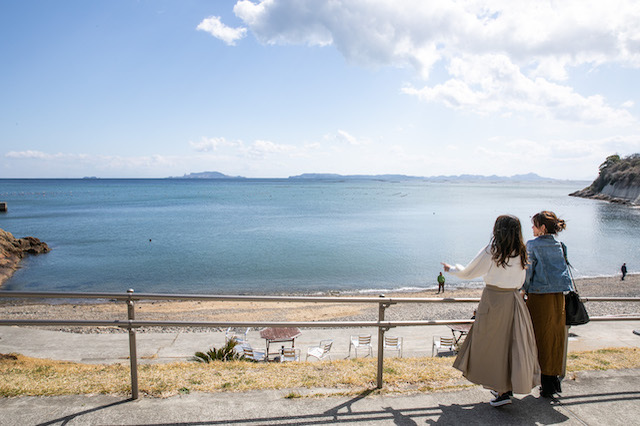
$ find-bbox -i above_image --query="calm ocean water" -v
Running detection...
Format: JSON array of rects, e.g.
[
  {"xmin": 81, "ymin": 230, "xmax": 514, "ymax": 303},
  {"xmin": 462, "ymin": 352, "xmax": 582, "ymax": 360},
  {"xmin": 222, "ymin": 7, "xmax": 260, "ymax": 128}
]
[{"xmin": 1, "ymin": 179, "xmax": 638, "ymax": 295}]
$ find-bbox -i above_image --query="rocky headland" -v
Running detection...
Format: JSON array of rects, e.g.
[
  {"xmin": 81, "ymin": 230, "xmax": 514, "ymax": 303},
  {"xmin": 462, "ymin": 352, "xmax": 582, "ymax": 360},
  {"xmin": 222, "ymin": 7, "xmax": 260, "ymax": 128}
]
[
  {"xmin": 570, "ymin": 154, "xmax": 640, "ymax": 205},
  {"xmin": 0, "ymin": 228, "xmax": 50, "ymax": 286}
]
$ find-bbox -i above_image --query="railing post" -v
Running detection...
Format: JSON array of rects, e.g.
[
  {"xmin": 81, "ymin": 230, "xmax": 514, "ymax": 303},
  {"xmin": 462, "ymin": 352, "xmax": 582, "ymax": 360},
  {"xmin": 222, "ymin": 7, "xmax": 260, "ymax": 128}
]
[
  {"xmin": 377, "ymin": 294, "xmax": 387, "ymax": 389},
  {"xmin": 127, "ymin": 289, "xmax": 139, "ymax": 399}
]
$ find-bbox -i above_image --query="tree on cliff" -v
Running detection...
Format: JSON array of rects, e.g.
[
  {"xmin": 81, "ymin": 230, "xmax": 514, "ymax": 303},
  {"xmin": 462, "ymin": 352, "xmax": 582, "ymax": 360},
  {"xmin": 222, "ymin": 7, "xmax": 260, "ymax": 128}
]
[{"xmin": 589, "ymin": 154, "xmax": 640, "ymax": 193}]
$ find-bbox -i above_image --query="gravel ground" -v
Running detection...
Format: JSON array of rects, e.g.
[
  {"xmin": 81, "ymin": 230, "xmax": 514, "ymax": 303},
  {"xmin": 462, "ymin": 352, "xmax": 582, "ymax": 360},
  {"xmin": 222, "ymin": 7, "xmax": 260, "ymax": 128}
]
[{"xmin": 0, "ymin": 274, "xmax": 637, "ymax": 334}]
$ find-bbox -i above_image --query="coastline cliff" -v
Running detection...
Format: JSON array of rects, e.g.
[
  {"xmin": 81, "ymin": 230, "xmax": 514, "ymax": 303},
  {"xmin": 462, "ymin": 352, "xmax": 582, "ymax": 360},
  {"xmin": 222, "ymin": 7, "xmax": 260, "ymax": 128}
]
[
  {"xmin": 570, "ymin": 154, "xmax": 640, "ymax": 205},
  {"xmin": 0, "ymin": 229, "xmax": 50, "ymax": 287}
]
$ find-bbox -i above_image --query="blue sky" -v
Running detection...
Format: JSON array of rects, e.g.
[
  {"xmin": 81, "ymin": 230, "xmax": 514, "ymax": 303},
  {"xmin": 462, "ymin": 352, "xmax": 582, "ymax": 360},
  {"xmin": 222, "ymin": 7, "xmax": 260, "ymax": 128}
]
[{"xmin": 1, "ymin": 0, "xmax": 639, "ymax": 179}]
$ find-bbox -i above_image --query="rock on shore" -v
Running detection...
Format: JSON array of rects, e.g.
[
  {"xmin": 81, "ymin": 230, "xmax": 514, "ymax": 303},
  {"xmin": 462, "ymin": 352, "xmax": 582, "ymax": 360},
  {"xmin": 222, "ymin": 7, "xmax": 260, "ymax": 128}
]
[{"xmin": 0, "ymin": 228, "xmax": 50, "ymax": 286}]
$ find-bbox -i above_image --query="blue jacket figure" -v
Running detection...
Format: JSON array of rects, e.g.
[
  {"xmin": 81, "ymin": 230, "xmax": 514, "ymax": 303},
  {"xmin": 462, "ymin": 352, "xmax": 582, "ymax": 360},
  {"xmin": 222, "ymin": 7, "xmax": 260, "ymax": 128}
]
[
  {"xmin": 523, "ymin": 211, "xmax": 572, "ymax": 399},
  {"xmin": 523, "ymin": 235, "xmax": 573, "ymax": 294}
]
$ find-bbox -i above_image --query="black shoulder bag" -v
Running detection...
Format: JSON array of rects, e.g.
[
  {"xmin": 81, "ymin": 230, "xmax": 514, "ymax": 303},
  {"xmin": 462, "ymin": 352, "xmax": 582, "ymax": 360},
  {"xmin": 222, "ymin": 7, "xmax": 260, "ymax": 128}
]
[{"xmin": 561, "ymin": 243, "xmax": 590, "ymax": 326}]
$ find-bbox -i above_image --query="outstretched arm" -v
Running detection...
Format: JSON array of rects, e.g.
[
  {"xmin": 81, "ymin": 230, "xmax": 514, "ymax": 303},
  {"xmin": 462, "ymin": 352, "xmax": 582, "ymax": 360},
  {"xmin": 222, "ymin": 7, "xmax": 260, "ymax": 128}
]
[{"xmin": 442, "ymin": 245, "xmax": 492, "ymax": 280}]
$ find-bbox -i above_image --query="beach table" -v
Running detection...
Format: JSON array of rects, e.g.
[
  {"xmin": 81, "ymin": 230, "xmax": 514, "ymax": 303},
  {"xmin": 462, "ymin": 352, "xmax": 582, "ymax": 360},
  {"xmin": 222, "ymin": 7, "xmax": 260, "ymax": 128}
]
[
  {"xmin": 260, "ymin": 327, "xmax": 302, "ymax": 360},
  {"xmin": 448, "ymin": 324, "xmax": 472, "ymax": 345}
]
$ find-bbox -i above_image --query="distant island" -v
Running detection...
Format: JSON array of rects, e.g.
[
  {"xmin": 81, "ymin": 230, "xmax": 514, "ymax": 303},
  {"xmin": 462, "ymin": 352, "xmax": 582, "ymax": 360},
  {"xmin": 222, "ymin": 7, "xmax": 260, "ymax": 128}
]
[
  {"xmin": 570, "ymin": 154, "xmax": 640, "ymax": 205},
  {"xmin": 167, "ymin": 171, "xmax": 246, "ymax": 180},
  {"xmin": 169, "ymin": 171, "xmax": 566, "ymax": 183}
]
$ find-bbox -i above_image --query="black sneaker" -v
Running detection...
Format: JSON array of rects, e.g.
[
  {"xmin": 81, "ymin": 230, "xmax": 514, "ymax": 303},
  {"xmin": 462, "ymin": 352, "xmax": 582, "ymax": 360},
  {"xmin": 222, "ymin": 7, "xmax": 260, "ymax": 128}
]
[
  {"xmin": 490, "ymin": 392, "xmax": 512, "ymax": 407},
  {"xmin": 554, "ymin": 376, "xmax": 562, "ymax": 393},
  {"xmin": 540, "ymin": 386, "xmax": 555, "ymax": 398},
  {"xmin": 490, "ymin": 390, "xmax": 512, "ymax": 397}
]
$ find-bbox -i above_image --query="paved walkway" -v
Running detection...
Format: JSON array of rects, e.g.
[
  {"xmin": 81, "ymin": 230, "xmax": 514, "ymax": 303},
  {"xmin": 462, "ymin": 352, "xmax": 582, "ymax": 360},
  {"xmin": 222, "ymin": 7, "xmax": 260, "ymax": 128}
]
[
  {"xmin": 1, "ymin": 321, "xmax": 640, "ymax": 425},
  {"xmin": 2, "ymin": 320, "xmax": 640, "ymax": 364},
  {"xmin": 1, "ymin": 369, "xmax": 640, "ymax": 425}
]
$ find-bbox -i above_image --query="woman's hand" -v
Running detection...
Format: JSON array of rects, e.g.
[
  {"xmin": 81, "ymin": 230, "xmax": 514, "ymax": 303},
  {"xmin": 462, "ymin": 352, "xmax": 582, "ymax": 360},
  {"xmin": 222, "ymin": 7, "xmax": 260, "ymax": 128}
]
[{"xmin": 441, "ymin": 262, "xmax": 451, "ymax": 272}]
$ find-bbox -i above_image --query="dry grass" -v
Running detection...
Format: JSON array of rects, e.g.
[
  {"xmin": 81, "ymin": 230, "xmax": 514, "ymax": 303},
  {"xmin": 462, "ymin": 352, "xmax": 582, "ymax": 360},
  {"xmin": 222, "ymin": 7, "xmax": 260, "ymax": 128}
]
[
  {"xmin": 2, "ymin": 347, "xmax": 640, "ymax": 398},
  {"xmin": 566, "ymin": 347, "xmax": 640, "ymax": 371}
]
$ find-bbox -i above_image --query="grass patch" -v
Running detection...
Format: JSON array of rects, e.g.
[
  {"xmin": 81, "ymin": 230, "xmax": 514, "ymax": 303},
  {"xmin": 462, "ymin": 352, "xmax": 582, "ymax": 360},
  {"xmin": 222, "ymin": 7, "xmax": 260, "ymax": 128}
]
[
  {"xmin": 1, "ymin": 347, "xmax": 639, "ymax": 398},
  {"xmin": 566, "ymin": 347, "xmax": 640, "ymax": 371}
]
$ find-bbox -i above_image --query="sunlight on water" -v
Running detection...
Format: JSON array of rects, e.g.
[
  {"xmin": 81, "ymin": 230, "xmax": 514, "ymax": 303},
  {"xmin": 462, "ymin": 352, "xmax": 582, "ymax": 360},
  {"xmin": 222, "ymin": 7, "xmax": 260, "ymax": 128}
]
[{"xmin": 1, "ymin": 179, "xmax": 638, "ymax": 294}]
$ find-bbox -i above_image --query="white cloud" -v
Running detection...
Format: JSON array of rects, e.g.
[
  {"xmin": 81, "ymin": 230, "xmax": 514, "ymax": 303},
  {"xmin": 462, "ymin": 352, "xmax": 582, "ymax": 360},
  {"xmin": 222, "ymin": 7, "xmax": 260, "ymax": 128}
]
[
  {"xmin": 402, "ymin": 53, "xmax": 636, "ymax": 125},
  {"xmin": 247, "ymin": 139, "xmax": 295, "ymax": 157},
  {"xmin": 5, "ymin": 150, "xmax": 89, "ymax": 160},
  {"xmin": 230, "ymin": 1, "xmax": 640, "ymax": 73},
  {"xmin": 233, "ymin": 0, "xmax": 333, "ymax": 46},
  {"xmin": 196, "ymin": 16, "xmax": 247, "ymax": 45},
  {"xmin": 6, "ymin": 150, "xmax": 51, "ymax": 159},
  {"xmin": 189, "ymin": 137, "xmax": 242, "ymax": 152},
  {"xmin": 467, "ymin": 134, "xmax": 640, "ymax": 178},
  {"xmin": 5, "ymin": 150, "xmax": 179, "ymax": 173},
  {"xmin": 224, "ymin": 0, "xmax": 640, "ymax": 124},
  {"xmin": 336, "ymin": 130, "xmax": 369, "ymax": 146}
]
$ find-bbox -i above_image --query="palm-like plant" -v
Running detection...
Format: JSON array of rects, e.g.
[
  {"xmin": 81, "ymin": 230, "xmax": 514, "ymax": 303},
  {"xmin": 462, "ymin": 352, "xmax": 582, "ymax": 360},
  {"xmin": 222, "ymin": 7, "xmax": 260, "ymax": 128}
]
[{"xmin": 193, "ymin": 338, "xmax": 244, "ymax": 363}]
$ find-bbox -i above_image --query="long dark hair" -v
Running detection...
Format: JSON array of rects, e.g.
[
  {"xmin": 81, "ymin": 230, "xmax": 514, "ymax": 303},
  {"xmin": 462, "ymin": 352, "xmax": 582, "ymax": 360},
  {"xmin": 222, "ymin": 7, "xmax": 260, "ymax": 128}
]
[
  {"xmin": 532, "ymin": 210, "xmax": 566, "ymax": 235},
  {"xmin": 490, "ymin": 215, "xmax": 527, "ymax": 268}
]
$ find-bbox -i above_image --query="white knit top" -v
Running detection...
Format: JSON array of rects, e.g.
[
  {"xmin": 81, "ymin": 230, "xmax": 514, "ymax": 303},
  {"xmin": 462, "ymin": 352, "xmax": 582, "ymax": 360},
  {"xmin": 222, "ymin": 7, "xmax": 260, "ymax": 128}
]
[{"xmin": 448, "ymin": 244, "xmax": 525, "ymax": 289}]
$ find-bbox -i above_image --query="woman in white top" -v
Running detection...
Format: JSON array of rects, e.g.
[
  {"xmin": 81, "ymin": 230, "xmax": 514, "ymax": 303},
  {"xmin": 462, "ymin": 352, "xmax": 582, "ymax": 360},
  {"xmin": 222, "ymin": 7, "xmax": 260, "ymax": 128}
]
[{"xmin": 442, "ymin": 215, "xmax": 540, "ymax": 407}]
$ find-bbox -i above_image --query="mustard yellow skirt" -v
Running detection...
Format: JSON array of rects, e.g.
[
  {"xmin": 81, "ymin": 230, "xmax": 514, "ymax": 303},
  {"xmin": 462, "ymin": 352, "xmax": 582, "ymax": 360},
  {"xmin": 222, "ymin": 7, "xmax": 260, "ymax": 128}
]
[{"xmin": 526, "ymin": 292, "xmax": 566, "ymax": 376}]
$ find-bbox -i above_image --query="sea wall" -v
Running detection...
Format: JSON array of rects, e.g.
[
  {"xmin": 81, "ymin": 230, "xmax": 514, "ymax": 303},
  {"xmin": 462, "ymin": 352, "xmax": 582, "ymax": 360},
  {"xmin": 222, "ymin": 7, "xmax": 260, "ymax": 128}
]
[
  {"xmin": 0, "ymin": 228, "xmax": 50, "ymax": 287},
  {"xmin": 570, "ymin": 183, "xmax": 640, "ymax": 205},
  {"xmin": 600, "ymin": 183, "xmax": 640, "ymax": 204}
]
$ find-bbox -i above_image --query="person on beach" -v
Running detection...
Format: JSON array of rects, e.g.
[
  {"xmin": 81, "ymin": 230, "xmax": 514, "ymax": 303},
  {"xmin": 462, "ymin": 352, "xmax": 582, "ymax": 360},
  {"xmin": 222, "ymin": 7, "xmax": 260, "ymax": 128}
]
[
  {"xmin": 621, "ymin": 263, "xmax": 627, "ymax": 281},
  {"xmin": 523, "ymin": 211, "xmax": 573, "ymax": 398},
  {"xmin": 442, "ymin": 215, "xmax": 540, "ymax": 407},
  {"xmin": 437, "ymin": 272, "xmax": 446, "ymax": 294}
]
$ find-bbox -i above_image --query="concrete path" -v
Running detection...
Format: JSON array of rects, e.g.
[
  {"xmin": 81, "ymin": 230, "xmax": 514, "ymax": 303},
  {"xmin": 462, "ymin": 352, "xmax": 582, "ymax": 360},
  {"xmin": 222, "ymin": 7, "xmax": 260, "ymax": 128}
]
[
  {"xmin": 1, "ymin": 369, "xmax": 640, "ymax": 425},
  {"xmin": 1, "ymin": 321, "xmax": 640, "ymax": 425},
  {"xmin": 2, "ymin": 320, "xmax": 640, "ymax": 364}
]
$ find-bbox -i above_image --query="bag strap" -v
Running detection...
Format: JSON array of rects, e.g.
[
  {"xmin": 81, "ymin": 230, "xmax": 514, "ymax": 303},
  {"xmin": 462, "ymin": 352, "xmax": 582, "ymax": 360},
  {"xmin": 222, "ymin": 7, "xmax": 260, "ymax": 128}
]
[{"xmin": 561, "ymin": 242, "xmax": 578, "ymax": 292}]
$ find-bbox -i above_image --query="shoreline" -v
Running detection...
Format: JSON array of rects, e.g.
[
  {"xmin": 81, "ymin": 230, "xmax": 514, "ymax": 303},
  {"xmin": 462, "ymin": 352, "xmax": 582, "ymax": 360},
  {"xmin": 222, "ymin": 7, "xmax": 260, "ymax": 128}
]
[
  {"xmin": 0, "ymin": 229, "xmax": 50, "ymax": 287},
  {"xmin": 0, "ymin": 274, "xmax": 637, "ymax": 334}
]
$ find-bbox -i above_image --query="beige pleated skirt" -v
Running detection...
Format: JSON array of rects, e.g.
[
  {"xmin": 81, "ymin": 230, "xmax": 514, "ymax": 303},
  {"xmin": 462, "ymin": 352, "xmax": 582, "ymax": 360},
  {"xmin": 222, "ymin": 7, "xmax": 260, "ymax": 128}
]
[
  {"xmin": 453, "ymin": 285, "xmax": 541, "ymax": 395},
  {"xmin": 526, "ymin": 292, "xmax": 566, "ymax": 376}
]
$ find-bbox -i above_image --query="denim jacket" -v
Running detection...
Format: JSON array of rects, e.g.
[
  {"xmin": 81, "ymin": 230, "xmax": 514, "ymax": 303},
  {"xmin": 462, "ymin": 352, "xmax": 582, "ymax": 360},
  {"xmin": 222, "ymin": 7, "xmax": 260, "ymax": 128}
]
[{"xmin": 523, "ymin": 235, "xmax": 573, "ymax": 294}]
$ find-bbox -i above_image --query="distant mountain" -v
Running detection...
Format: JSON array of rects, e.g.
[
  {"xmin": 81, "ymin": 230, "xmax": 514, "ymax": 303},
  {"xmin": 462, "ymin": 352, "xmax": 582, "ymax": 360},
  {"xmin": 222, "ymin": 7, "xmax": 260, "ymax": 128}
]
[
  {"xmin": 168, "ymin": 171, "xmax": 245, "ymax": 179},
  {"xmin": 288, "ymin": 173, "xmax": 424, "ymax": 181},
  {"xmin": 288, "ymin": 172, "xmax": 558, "ymax": 182},
  {"xmin": 168, "ymin": 171, "xmax": 564, "ymax": 182}
]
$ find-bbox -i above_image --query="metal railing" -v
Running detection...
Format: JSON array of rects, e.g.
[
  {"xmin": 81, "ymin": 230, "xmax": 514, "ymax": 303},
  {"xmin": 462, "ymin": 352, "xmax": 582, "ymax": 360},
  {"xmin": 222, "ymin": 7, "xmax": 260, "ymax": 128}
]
[{"xmin": 1, "ymin": 289, "xmax": 640, "ymax": 399}]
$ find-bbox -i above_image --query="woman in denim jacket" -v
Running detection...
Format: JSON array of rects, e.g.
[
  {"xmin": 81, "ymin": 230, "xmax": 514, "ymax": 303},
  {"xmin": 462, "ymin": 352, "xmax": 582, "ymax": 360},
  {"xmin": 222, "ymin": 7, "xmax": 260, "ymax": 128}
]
[{"xmin": 523, "ymin": 211, "xmax": 572, "ymax": 398}]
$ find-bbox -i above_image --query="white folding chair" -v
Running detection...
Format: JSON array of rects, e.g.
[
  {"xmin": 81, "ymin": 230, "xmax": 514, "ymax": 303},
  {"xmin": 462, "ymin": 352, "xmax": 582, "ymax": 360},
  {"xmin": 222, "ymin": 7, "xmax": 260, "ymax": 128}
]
[
  {"xmin": 306, "ymin": 340, "xmax": 333, "ymax": 361},
  {"xmin": 432, "ymin": 336, "xmax": 456, "ymax": 357},
  {"xmin": 383, "ymin": 335, "xmax": 403, "ymax": 358},
  {"xmin": 240, "ymin": 345, "xmax": 266, "ymax": 362},
  {"xmin": 349, "ymin": 334, "xmax": 373, "ymax": 358},
  {"xmin": 225, "ymin": 327, "xmax": 250, "ymax": 346},
  {"xmin": 280, "ymin": 347, "xmax": 301, "ymax": 362}
]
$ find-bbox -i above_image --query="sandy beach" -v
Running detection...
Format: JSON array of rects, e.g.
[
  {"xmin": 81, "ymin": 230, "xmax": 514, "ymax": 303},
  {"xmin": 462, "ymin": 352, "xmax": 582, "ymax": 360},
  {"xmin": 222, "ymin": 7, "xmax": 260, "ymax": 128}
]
[{"xmin": 0, "ymin": 274, "xmax": 637, "ymax": 334}]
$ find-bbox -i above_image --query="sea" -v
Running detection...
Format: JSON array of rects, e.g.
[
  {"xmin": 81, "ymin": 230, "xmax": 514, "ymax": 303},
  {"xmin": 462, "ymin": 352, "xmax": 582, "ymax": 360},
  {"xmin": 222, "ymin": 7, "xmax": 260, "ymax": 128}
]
[{"xmin": 1, "ymin": 178, "xmax": 638, "ymax": 295}]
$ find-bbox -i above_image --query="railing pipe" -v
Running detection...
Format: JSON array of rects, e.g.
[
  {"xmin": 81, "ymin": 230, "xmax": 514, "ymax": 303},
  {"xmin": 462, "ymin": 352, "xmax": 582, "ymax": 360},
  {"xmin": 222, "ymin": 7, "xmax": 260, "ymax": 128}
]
[
  {"xmin": 2, "ymin": 316, "xmax": 640, "ymax": 329},
  {"xmin": 0, "ymin": 290, "xmax": 483, "ymax": 304},
  {"xmin": 3, "ymin": 290, "xmax": 639, "ymax": 304}
]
